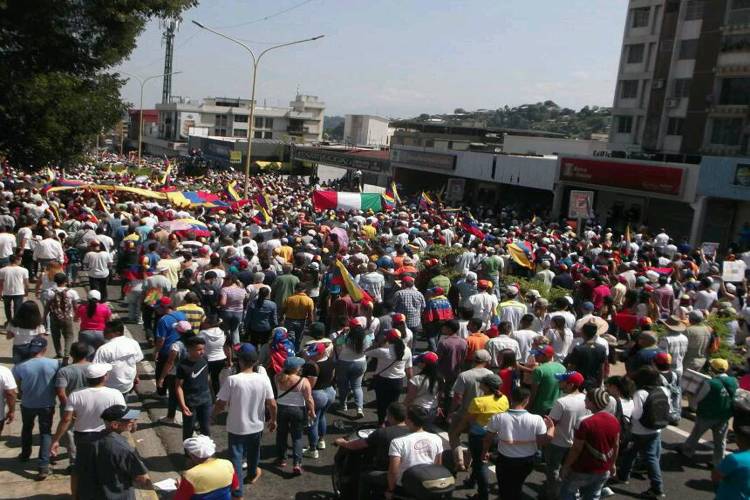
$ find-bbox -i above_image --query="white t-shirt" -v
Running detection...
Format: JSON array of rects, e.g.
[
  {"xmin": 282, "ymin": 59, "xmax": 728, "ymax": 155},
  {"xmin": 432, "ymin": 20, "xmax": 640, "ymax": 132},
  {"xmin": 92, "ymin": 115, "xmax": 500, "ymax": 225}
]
[
  {"xmin": 549, "ymin": 392, "xmax": 589, "ymax": 447},
  {"xmin": 631, "ymin": 388, "xmax": 667, "ymax": 435},
  {"xmin": 513, "ymin": 329, "xmax": 538, "ymax": 363},
  {"xmin": 92, "ymin": 336, "xmax": 144, "ymax": 393},
  {"xmin": 486, "ymin": 336, "xmax": 521, "ymax": 368},
  {"xmin": 84, "ymin": 251, "xmax": 113, "ymax": 278},
  {"xmin": 388, "ymin": 431, "xmax": 444, "ymax": 484},
  {"xmin": 17, "ymin": 227, "xmax": 33, "ymax": 250},
  {"xmin": 486, "ymin": 409, "xmax": 546, "ymax": 458},
  {"xmin": 199, "ymin": 327, "xmax": 227, "ymax": 362},
  {"xmin": 408, "ymin": 374, "xmax": 439, "ymax": 411},
  {"xmin": 0, "ymin": 265, "xmax": 28, "ymax": 296},
  {"xmin": 545, "ymin": 328, "xmax": 574, "ymax": 362},
  {"xmin": 366, "ymin": 345, "xmax": 412, "ymax": 379},
  {"xmin": 66, "ymin": 386, "xmax": 126, "ymax": 432},
  {"xmin": 0, "ymin": 365, "xmax": 17, "ymax": 420},
  {"xmin": 0, "ymin": 233, "xmax": 16, "ymax": 259},
  {"xmin": 217, "ymin": 371, "xmax": 274, "ymax": 435},
  {"xmin": 9, "ymin": 324, "xmax": 46, "ymax": 346}
]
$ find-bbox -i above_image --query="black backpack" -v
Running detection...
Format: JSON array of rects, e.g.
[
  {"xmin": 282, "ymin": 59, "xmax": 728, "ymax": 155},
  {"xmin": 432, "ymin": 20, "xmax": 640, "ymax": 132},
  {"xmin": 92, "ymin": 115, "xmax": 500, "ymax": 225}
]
[
  {"xmin": 639, "ymin": 386, "xmax": 671, "ymax": 430},
  {"xmin": 615, "ymin": 398, "xmax": 632, "ymax": 446}
]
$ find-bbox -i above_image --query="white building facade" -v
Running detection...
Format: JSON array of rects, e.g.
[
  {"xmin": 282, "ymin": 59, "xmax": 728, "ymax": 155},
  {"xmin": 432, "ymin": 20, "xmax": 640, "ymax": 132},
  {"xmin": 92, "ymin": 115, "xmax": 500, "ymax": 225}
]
[{"xmin": 344, "ymin": 115, "xmax": 393, "ymax": 147}]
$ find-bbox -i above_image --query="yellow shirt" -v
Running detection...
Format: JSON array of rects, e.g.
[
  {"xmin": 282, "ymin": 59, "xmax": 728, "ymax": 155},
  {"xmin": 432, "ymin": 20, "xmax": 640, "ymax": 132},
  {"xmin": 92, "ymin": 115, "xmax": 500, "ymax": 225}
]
[
  {"xmin": 177, "ymin": 303, "xmax": 205, "ymax": 331},
  {"xmin": 468, "ymin": 394, "xmax": 509, "ymax": 427},
  {"xmin": 362, "ymin": 225, "xmax": 377, "ymax": 240},
  {"xmin": 283, "ymin": 293, "xmax": 314, "ymax": 320},
  {"xmin": 274, "ymin": 245, "xmax": 294, "ymax": 263}
]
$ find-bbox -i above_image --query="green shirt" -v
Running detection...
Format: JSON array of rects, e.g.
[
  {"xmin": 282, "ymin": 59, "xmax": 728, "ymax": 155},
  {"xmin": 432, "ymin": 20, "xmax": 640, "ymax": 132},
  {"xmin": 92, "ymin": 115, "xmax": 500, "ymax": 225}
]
[
  {"xmin": 531, "ymin": 361, "xmax": 566, "ymax": 415},
  {"xmin": 481, "ymin": 256, "xmax": 503, "ymax": 276},
  {"xmin": 698, "ymin": 375, "xmax": 737, "ymax": 421}
]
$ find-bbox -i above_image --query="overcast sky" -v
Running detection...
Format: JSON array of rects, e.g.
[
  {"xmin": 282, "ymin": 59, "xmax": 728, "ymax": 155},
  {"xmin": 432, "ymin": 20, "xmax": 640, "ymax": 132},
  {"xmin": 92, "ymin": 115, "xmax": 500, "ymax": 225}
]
[{"xmin": 116, "ymin": 0, "xmax": 627, "ymax": 118}]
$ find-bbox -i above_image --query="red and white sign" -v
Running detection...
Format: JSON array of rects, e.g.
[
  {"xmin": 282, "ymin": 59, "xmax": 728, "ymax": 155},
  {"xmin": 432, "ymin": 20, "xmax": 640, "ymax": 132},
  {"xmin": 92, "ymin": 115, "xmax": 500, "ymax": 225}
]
[{"xmin": 559, "ymin": 157, "xmax": 684, "ymax": 196}]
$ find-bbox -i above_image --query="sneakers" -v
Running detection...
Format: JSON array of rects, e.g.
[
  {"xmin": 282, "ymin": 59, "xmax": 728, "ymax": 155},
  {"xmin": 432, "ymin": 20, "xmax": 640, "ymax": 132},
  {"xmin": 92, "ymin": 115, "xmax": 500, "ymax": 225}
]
[
  {"xmin": 640, "ymin": 488, "xmax": 665, "ymax": 498},
  {"xmin": 293, "ymin": 465, "xmax": 303, "ymax": 475},
  {"xmin": 36, "ymin": 468, "xmax": 49, "ymax": 481},
  {"xmin": 303, "ymin": 448, "xmax": 319, "ymax": 459},
  {"xmin": 601, "ymin": 486, "xmax": 615, "ymax": 498},
  {"xmin": 342, "ymin": 402, "xmax": 348, "ymax": 411},
  {"xmin": 317, "ymin": 440, "xmax": 326, "ymax": 450},
  {"xmin": 355, "ymin": 408, "xmax": 364, "ymax": 419}
]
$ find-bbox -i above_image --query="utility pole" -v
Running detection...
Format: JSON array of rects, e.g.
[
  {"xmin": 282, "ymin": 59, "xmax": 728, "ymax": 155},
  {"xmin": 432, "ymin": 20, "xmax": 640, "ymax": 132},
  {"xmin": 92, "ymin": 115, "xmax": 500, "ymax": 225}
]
[{"xmin": 161, "ymin": 19, "xmax": 180, "ymax": 104}]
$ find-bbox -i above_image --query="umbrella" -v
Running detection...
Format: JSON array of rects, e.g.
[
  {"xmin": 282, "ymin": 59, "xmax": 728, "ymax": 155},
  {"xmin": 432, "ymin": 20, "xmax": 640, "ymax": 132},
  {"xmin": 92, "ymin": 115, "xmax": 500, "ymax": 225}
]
[{"xmin": 158, "ymin": 218, "xmax": 210, "ymax": 237}]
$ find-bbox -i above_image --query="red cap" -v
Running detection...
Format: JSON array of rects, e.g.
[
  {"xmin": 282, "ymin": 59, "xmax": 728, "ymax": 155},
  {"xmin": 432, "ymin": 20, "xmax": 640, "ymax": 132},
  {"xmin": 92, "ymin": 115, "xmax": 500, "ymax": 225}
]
[
  {"xmin": 392, "ymin": 313, "xmax": 406, "ymax": 324},
  {"xmin": 238, "ymin": 259, "xmax": 249, "ymax": 269},
  {"xmin": 532, "ymin": 345, "xmax": 555, "ymax": 359},
  {"xmin": 477, "ymin": 279, "xmax": 490, "ymax": 289},
  {"xmin": 432, "ymin": 287, "xmax": 445, "ymax": 296},
  {"xmin": 348, "ymin": 318, "xmax": 362, "ymax": 329},
  {"xmin": 419, "ymin": 352, "xmax": 439, "ymax": 365},
  {"xmin": 198, "ymin": 247, "xmax": 209, "ymax": 255},
  {"xmin": 385, "ymin": 329, "xmax": 401, "ymax": 342},
  {"xmin": 485, "ymin": 326, "xmax": 499, "ymax": 338},
  {"xmin": 402, "ymin": 275, "xmax": 414, "ymax": 284},
  {"xmin": 159, "ymin": 297, "xmax": 172, "ymax": 307},
  {"xmin": 555, "ymin": 371, "xmax": 585, "ymax": 387},
  {"xmin": 653, "ymin": 352, "xmax": 672, "ymax": 368}
]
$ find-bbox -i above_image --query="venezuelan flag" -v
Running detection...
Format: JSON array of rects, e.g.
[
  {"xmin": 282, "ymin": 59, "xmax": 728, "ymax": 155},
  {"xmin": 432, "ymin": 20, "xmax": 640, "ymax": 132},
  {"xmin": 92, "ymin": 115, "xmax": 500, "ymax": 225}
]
[
  {"xmin": 461, "ymin": 214, "xmax": 485, "ymax": 239},
  {"xmin": 390, "ymin": 181, "xmax": 401, "ymax": 203},
  {"xmin": 507, "ymin": 242, "xmax": 533, "ymax": 269},
  {"xmin": 418, "ymin": 192, "xmax": 434, "ymax": 211},
  {"xmin": 382, "ymin": 193, "xmax": 396, "ymax": 211},
  {"xmin": 166, "ymin": 191, "xmax": 230, "ymax": 209},
  {"xmin": 255, "ymin": 193, "xmax": 272, "ymax": 213},
  {"xmin": 331, "ymin": 260, "xmax": 371, "ymax": 302},
  {"xmin": 226, "ymin": 181, "xmax": 242, "ymax": 202}
]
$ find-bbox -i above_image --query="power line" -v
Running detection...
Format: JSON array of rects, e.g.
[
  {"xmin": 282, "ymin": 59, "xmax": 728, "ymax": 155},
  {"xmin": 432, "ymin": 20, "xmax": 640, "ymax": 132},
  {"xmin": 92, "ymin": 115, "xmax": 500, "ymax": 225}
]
[{"xmin": 214, "ymin": 0, "xmax": 318, "ymax": 29}]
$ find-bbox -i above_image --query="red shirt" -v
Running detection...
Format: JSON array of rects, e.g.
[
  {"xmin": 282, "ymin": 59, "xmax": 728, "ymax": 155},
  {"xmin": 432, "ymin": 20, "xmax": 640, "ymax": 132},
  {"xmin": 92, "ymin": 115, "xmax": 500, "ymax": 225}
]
[
  {"xmin": 591, "ymin": 285, "xmax": 611, "ymax": 311},
  {"xmin": 572, "ymin": 411, "xmax": 620, "ymax": 474},
  {"xmin": 498, "ymin": 368, "xmax": 515, "ymax": 398}
]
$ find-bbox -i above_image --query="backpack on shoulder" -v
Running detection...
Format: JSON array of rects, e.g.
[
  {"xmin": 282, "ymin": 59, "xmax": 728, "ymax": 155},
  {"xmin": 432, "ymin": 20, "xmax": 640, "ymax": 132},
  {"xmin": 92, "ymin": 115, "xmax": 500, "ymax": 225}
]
[
  {"xmin": 49, "ymin": 288, "xmax": 74, "ymax": 321},
  {"xmin": 639, "ymin": 386, "xmax": 671, "ymax": 430}
]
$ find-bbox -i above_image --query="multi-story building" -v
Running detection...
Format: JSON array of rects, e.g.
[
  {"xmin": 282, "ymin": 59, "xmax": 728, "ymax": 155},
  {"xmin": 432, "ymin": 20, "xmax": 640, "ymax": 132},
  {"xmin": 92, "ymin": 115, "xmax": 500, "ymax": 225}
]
[
  {"xmin": 144, "ymin": 94, "xmax": 325, "ymax": 156},
  {"xmin": 343, "ymin": 115, "xmax": 393, "ymax": 147},
  {"xmin": 610, "ymin": 0, "xmax": 750, "ymax": 158}
]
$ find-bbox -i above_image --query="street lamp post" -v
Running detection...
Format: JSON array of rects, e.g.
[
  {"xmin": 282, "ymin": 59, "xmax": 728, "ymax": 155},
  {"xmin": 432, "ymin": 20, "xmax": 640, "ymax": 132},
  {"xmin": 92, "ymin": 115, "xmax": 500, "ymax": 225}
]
[
  {"xmin": 121, "ymin": 71, "xmax": 182, "ymax": 165},
  {"xmin": 192, "ymin": 20, "xmax": 323, "ymax": 197}
]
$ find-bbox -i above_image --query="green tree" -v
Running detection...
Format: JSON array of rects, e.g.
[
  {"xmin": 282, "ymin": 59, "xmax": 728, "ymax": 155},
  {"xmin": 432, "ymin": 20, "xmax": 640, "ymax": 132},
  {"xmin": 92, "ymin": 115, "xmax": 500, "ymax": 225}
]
[{"xmin": 0, "ymin": 0, "xmax": 197, "ymax": 167}]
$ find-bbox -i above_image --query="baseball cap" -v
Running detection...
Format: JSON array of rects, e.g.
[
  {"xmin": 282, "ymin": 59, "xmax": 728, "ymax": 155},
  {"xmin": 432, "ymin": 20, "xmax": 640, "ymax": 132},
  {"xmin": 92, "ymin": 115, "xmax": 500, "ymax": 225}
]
[
  {"xmin": 85, "ymin": 363, "xmax": 112, "ymax": 378},
  {"xmin": 581, "ymin": 301, "xmax": 595, "ymax": 312},
  {"xmin": 385, "ymin": 329, "xmax": 401, "ymax": 342},
  {"xmin": 653, "ymin": 352, "xmax": 672, "ymax": 369},
  {"xmin": 531, "ymin": 345, "xmax": 555, "ymax": 359},
  {"xmin": 159, "ymin": 296, "xmax": 172, "ymax": 307},
  {"xmin": 485, "ymin": 325, "xmax": 499, "ymax": 338},
  {"xmin": 555, "ymin": 371, "xmax": 584, "ymax": 387},
  {"xmin": 417, "ymin": 351, "xmax": 438, "ymax": 365},
  {"xmin": 306, "ymin": 343, "xmax": 326, "ymax": 357},
  {"xmin": 236, "ymin": 343, "xmax": 258, "ymax": 364},
  {"xmin": 174, "ymin": 320, "xmax": 192, "ymax": 333},
  {"xmin": 709, "ymin": 358, "xmax": 729, "ymax": 373},
  {"xmin": 28, "ymin": 336, "xmax": 48, "ymax": 354},
  {"xmin": 402, "ymin": 275, "xmax": 415, "ymax": 284},
  {"xmin": 481, "ymin": 374, "xmax": 502, "ymax": 392},
  {"xmin": 392, "ymin": 313, "xmax": 406, "ymax": 324},
  {"xmin": 101, "ymin": 405, "xmax": 140, "ymax": 422},
  {"xmin": 284, "ymin": 356, "xmax": 306, "ymax": 370},
  {"xmin": 88, "ymin": 289, "xmax": 101, "ymax": 301},
  {"xmin": 474, "ymin": 349, "xmax": 491, "ymax": 363}
]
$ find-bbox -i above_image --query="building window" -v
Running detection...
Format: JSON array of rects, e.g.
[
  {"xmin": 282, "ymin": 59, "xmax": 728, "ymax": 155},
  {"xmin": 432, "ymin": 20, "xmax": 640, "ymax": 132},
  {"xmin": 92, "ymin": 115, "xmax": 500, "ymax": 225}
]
[
  {"xmin": 684, "ymin": 0, "xmax": 704, "ymax": 20},
  {"xmin": 264, "ymin": 131, "xmax": 273, "ymax": 139},
  {"xmin": 631, "ymin": 7, "xmax": 650, "ymax": 27},
  {"xmin": 233, "ymin": 129, "xmax": 245, "ymax": 137},
  {"xmin": 265, "ymin": 118, "xmax": 274, "ymax": 129},
  {"xmin": 620, "ymin": 80, "xmax": 639, "ymax": 99},
  {"xmin": 234, "ymin": 115, "xmax": 248, "ymax": 123},
  {"xmin": 679, "ymin": 39, "xmax": 699, "ymax": 59},
  {"xmin": 617, "ymin": 116, "xmax": 634, "ymax": 133},
  {"xmin": 711, "ymin": 118, "xmax": 743, "ymax": 145},
  {"xmin": 254, "ymin": 117, "xmax": 264, "ymax": 128},
  {"xmin": 720, "ymin": 78, "xmax": 750, "ymax": 105},
  {"xmin": 627, "ymin": 44, "xmax": 645, "ymax": 63},
  {"xmin": 673, "ymin": 78, "xmax": 691, "ymax": 98},
  {"xmin": 666, "ymin": 118, "xmax": 684, "ymax": 135},
  {"xmin": 722, "ymin": 34, "xmax": 750, "ymax": 52},
  {"xmin": 254, "ymin": 131, "xmax": 263, "ymax": 139}
]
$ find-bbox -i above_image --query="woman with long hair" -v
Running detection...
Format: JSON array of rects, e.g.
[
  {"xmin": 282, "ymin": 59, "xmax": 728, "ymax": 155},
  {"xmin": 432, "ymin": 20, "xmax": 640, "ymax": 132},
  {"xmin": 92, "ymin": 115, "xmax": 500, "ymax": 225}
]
[
  {"xmin": 6, "ymin": 300, "xmax": 46, "ymax": 363},
  {"xmin": 497, "ymin": 349, "xmax": 519, "ymax": 398},
  {"xmin": 75, "ymin": 289, "xmax": 112, "ymax": 352},
  {"xmin": 219, "ymin": 274, "xmax": 246, "ymax": 346},
  {"xmin": 334, "ymin": 324, "xmax": 370, "ymax": 418},
  {"xmin": 274, "ymin": 357, "xmax": 315, "ymax": 476},
  {"xmin": 244, "ymin": 286, "xmax": 277, "ymax": 346},
  {"xmin": 365, "ymin": 329, "xmax": 413, "ymax": 425},
  {"xmin": 404, "ymin": 351, "xmax": 442, "ymax": 420}
]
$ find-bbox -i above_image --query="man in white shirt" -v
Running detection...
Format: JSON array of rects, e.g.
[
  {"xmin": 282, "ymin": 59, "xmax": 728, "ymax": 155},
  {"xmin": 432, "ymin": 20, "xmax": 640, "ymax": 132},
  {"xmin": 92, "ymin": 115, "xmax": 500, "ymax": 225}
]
[
  {"xmin": 93, "ymin": 320, "xmax": 144, "ymax": 394},
  {"xmin": 83, "ymin": 240, "xmax": 113, "ymax": 302},
  {"xmin": 33, "ymin": 230, "xmax": 65, "ymax": 271},
  {"xmin": 0, "ymin": 364, "xmax": 17, "ymax": 435},
  {"xmin": 486, "ymin": 321, "xmax": 521, "ymax": 368},
  {"xmin": 50, "ymin": 363, "xmax": 125, "ymax": 497},
  {"xmin": 0, "ymin": 226, "xmax": 16, "ymax": 265},
  {"xmin": 467, "ymin": 280, "xmax": 498, "ymax": 330},
  {"xmin": 214, "ymin": 344, "xmax": 276, "ymax": 495},
  {"xmin": 514, "ymin": 314, "xmax": 539, "ymax": 363},
  {"xmin": 357, "ymin": 262, "xmax": 386, "ymax": 303},
  {"xmin": 0, "ymin": 254, "xmax": 29, "ymax": 322},
  {"xmin": 387, "ymin": 405, "xmax": 444, "ymax": 497}
]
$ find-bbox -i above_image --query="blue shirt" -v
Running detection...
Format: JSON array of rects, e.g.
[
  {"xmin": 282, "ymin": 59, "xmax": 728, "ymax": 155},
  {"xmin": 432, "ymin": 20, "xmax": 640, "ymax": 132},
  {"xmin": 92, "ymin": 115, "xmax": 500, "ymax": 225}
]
[
  {"xmin": 718, "ymin": 449, "xmax": 750, "ymax": 499},
  {"xmin": 12, "ymin": 357, "xmax": 59, "ymax": 408},
  {"xmin": 155, "ymin": 311, "xmax": 187, "ymax": 357}
]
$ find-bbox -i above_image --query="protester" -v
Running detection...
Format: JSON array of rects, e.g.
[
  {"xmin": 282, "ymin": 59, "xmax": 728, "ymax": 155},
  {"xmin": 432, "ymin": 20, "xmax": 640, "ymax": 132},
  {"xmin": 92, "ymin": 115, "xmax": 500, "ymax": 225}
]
[{"xmin": 175, "ymin": 435, "xmax": 239, "ymax": 500}]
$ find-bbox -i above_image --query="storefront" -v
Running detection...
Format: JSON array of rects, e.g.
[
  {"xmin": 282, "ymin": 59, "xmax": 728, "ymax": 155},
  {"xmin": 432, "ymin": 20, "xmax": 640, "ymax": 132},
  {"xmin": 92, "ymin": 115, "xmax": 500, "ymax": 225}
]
[
  {"xmin": 553, "ymin": 156, "xmax": 699, "ymax": 239},
  {"xmin": 694, "ymin": 156, "xmax": 750, "ymax": 249}
]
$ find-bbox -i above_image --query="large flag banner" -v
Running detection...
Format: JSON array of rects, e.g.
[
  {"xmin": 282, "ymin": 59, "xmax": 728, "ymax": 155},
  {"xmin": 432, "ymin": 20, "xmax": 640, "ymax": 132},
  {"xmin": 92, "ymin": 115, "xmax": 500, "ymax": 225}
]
[
  {"xmin": 507, "ymin": 242, "xmax": 533, "ymax": 269},
  {"xmin": 418, "ymin": 192, "xmax": 434, "ymax": 211},
  {"xmin": 382, "ymin": 192, "xmax": 396, "ymax": 211},
  {"xmin": 390, "ymin": 181, "xmax": 401, "ymax": 203},
  {"xmin": 461, "ymin": 214, "xmax": 485, "ymax": 239},
  {"xmin": 331, "ymin": 260, "xmax": 371, "ymax": 302},
  {"xmin": 226, "ymin": 181, "xmax": 242, "ymax": 202},
  {"xmin": 313, "ymin": 190, "xmax": 383, "ymax": 212}
]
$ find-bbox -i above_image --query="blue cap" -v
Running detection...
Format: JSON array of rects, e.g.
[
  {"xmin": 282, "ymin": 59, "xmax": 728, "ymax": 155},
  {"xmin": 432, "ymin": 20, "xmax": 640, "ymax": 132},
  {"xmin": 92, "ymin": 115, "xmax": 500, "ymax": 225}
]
[
  {"xmin": 329, "ymin": 285, "xmax": 341, "ymax": 294},
  {"xmin": 284, "ymin": 356, "xmax": 305, "ymax": 370}
]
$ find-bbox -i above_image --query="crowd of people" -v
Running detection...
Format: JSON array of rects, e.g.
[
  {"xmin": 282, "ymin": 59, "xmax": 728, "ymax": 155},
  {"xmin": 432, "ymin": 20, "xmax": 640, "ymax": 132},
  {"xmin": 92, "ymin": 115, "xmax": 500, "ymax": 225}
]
[{"xmin": 0, "ymin": 155, "xmax": 749, "ymax": 499}]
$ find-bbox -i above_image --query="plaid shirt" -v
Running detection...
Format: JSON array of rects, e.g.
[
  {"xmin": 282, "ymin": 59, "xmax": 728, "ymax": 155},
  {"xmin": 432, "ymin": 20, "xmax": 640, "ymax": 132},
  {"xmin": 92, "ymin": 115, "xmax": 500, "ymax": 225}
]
[{"xmin": 394, "ymin": 287, "xmax": 426, "ymax": 330}]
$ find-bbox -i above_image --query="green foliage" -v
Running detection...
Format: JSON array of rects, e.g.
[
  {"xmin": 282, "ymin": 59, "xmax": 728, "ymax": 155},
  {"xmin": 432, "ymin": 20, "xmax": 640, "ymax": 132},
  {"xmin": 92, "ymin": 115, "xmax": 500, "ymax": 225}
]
[
  {"xmin": 0, "ymin": 0, "xmax": 197, "ymax": 167},
  {"xmin": 509, "ymin": 276, "xmax": 570, "ymax": 303},
  {"xmin": 323, "ymin": 116, "xmax": 345, "ymax": 141},
  {"xmin": 653, "ymin": 313, "xmax": 745, "ymax": 368}
]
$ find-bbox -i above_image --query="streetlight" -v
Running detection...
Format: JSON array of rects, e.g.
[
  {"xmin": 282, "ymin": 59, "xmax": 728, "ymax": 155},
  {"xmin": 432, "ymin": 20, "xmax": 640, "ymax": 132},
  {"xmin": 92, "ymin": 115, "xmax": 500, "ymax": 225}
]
[
  {"xmin": 192, "ymin": 20, "xmax": 324, "ymax": 197},
  {"xmin": 121, "ymin": 70, "xmax": 183, "ymax": 165}
]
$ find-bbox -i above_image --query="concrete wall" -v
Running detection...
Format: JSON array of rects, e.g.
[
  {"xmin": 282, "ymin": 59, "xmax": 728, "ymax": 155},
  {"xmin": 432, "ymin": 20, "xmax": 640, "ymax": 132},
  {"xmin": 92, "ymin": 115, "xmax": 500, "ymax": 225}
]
[
  {"xmin": 698, "ymin": 156, "xmax": 750, "ymax": 200},
  {"xmin": 502, "ymin": 135, "xmax": 608, "ymax": 156}
]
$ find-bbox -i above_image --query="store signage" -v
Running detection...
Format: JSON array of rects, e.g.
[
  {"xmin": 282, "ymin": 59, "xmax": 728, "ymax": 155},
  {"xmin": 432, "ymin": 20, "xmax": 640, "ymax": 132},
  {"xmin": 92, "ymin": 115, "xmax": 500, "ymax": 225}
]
[
  {"xmin": 568, "ymin": 190, "xmax": 594, "ymax": 219},
  {"xmin": 446, "ymin": 178, "xmax": 466, "ymax": 201},
  {"xmin": 294, "ymin": 148, "xmax": 385, "ymax": 172},
  {"xmin": 560, "ymin": 157, "xmax": 684, "ymax": 196},
  {"xmin": 229, "ymin": 150, "xmax": 242, "ymax": 164},
  {"xmin": 391, "ymin": 149, "xmax": 457, "ymax": 171},
  {"xmin": 734, "ymin": 163, "xmax": 750, "ymax": 187}
]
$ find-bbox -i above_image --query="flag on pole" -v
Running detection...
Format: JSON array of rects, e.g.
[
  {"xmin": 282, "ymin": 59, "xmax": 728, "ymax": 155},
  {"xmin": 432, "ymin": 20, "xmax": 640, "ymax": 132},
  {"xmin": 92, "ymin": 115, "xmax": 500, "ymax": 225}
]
[
  {"xmin": 255, "ymin": 193, "xmax": 273, "ymax": 213},
  {"xmin": 312, "ymin": 190, "xmax": 383, "ymax": 212},
  {"xmin": 381, "ymin": 192, "xmax": 396, "ymax": 211},
  {"xmin": 331, "ymin": 260, "xmax": 371, "ymax": 302},
  {"xmin": 390, "ymin": 181, "xmax": 401, "ymax": 203},
  {"xmin": 625, "ymin": 224, "xmax": 632, "ymax": 243},
  {"xmin": 161, "ymin": 162, "xmax": 173, "ymax": 185},
  {"xmin": 507, "ymin": 242, "xmax": 533, "ymax": 269},
  {"xmin": 461, "ymin": 213, "xmax": 485, "ymax": 239},
  {"xmin": 226, "ymin": 181, "xmax": 242, "ymax": 202},
  {"xmin": 418, "ymin": 192, "xmax": 434, "ymax": 211}
]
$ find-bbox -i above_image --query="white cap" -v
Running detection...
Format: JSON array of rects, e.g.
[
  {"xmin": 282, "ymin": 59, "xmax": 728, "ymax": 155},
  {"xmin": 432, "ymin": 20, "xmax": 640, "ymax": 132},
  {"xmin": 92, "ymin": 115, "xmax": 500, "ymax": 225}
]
[
  {"xmin": 88, "ymin": 289, "xmax": 101, "ymax": 301},
  {"xmin": 85, "ymin": 363, "xmax": 112, "ymax": 378}
]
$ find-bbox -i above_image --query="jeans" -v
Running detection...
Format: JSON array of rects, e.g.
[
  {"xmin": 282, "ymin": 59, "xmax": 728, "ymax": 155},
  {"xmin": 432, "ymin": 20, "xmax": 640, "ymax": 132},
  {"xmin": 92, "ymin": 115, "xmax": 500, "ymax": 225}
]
[
  {"xmin": 682, "ymin": 416, "xmax": 730, "ymax": 466},
  {"xmin": 228, "ymin": 431, "xmax": 262, "ymax": 497},
  {"xmin": 285, "ymin": 319, "xmax": 306, "ymax": 351},
  {"xmin": 88, "ymin": 276, "xmax": 108, "ymax": 302},
  {"xmin": 495, "ymin": 454, "xmax": 535, "ymax": 500},
  {"xmin": 544, "ymin": 443, "xmax": 570, "ymax": 499},
  {"xmin": 336, "ymin": 359, "xmax": 366, "ymax": 410},
  {"xmin": 619, "ymin": 433, "xmax": 663, "ymax": 493},
  {"xmin": 78, "ymin": 330, "xmax": 104, "ymax": 355},
  {"xmin": 50, "ymin": 317, "xmax": 75, "ymax": 358},
  {"xmin": 182, "ymin": 402, "xmax": 212, "ymax": 441},
  {"xmin": 469, "ymin": 433, "xmax": 491, "ymax": 500},
  {"xmin": 222, "ymin": 311, "xmax": 244, "ymax": 346},
  {"xmin": 424, "ymin": 323, "xmax": 440, "ymax": 352},
  {"xmin": 66, "ymin": 262, "xmax": 80, "ymax": 285},
  {"xmin": 3, "ymin": 295, "xmax": 23, "ymax": 323},
  {"xmin": 127, "ymin": 291, "xmax": 143, "ymax": 323},
  {"xmin": 20, "ymin": 406, "xmax": 54, "ymax": 469},
  {"xmin": 59, "ymin": 406, "xmax": 76, "ymax": 464},
  {"xmin": 308, "ymin": 386, "xmax": 336, "ymax": 449},
  {"xmin": 560, "ymin": 471, "xmax": 610, "ymax": 500},
  {"xmin": 277, "ymin": 404, "xmax": 305, "ymax": 465},
  {"xmin": 373, "ymin": 376, "xmax": 402, "ymax": 425}
]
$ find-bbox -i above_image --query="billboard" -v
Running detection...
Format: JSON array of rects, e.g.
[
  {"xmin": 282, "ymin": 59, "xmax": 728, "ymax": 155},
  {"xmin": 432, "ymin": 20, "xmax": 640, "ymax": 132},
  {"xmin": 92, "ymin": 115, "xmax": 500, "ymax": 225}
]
[
  {"xmin": 559, "ymin": 157, "xmax": 684, "ymax": 196},
  {"xmin": 391, "ymin": 149, "xmax": 457, "ymax": 171}
]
